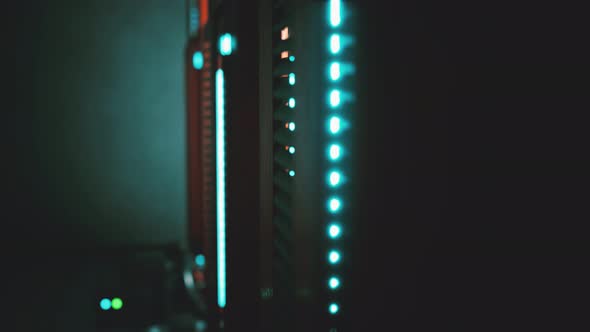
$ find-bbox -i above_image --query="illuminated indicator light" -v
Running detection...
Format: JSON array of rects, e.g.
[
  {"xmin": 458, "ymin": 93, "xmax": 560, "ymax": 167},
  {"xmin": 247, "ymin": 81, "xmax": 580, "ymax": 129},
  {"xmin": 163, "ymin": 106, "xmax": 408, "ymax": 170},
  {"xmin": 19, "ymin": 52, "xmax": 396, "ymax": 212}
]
[
  {"xmin": 99, "ymin": 298, "xmax": 111, "ymax": 311},
  {"xmin": 215, "ymin": 69, "xmax": 227, "ymax": 308},
  {"xmin": 329, "ymin": 90, "xmax": 341, "ymax": 107},
  {"xmin": 193, "ymin": 51, "xmax": 204, "ymax": 70},
  {"xmin": 289, "ymin": 55, "xmax": 295, "ymax": 62},
  {"xmin": 329, "ymin": 303, "xmax": 340, "ymax": 314},
  {"xmin": 328, "ymin": 250, "xmax": 341, "ymax": 264},
  {"xmin": 328, "ymin": 197, "xmax": 342, "ymax": 213},
  {"xmin": 328, "ymin": 224, "xmax": 342, "ymax": 238},
  {"xmin": 329, "ymin": 171, "xmax": 341, "ymax": 187},
  {"xmin": 288, "ymin": 146, "xmax": 296, "ymax": 154},
  {"xmin": 329, "ymin": 277, "xmax": 341, "ymax": 289},
  {"xmin": 329, "ymin": 144, "xmax": 341, "ymax": 160},
  {"xmin": 288, "ymin": 122, "xmax": 296, "ymax": 131},
  {"xmin": 219, "ymin": 33, "xmax": 234, "ymax": 56},
  {"xmin": 288, "ymin": 98, "xmax": 296, "ymax": 108},
  {"xmin": 330, "ymin": 0, "xmax": 341, "ymax": 27},
  {"xmin": 281, "ymin": 51, "xmax": 289, "ymax": 59},
  {"xmin": 195, "ymin": 254, "xmax": 206, "ymax": 267},
  {"xmin": 330, "ymin": 62, "xmax": 341, "ymax": 81},
  {"xmin": 330, "ymin": 34, "xmax": 341, "ymax": 54},
  {"xmin": 329, "ymin": 116, "xmax": 341, "ymax": 134},
  {"xmin": 288, "ymin": 170, "xmax": 295, "ymax": 177},
  {"xmin": 288, "ymin": 73, "xmax": 296, "ymax": 85},
  {"xmin": 281, "ymin": 27, "xmax": 289, "ymax": 40},
  {"xmin": 111, "ymin": 298, "xmax": 123, "ymax": 310}
]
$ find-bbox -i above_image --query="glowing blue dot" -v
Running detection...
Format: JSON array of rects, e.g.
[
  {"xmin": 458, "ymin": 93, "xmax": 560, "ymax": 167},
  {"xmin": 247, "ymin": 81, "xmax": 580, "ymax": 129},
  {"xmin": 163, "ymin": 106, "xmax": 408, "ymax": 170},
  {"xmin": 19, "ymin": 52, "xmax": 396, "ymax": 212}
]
[
  {"xmin": 288, "ymin": 170, "xmax": 295, "ymax": 177},
  {"xmin": 329, "ymin": 277, "xmax": 340, "ymax": 289},
  {"xmin": 329, "ymin": 171, "xmax": 341, "ymax": 187},
  {"xmin": 328, "ymin": 250, "xmax": 341, "ymax": 264},
  {"xmin": 289, "ymin": 73, "xmax": 296, "ymax": 85},
  {"xmin": 289, "ymin": 55, "xmax": 295, "ymax": 62},
  {"xmin": 328, "ymin": 224, "xmax": 342, "ymax": 238},
  {"xmin": 329, "ymin": 116, "xmax": 341, "ymax": 134},
  {"xmin": 195, "ymin": 254, "xmax": 206, "ymax": 267},
  {"xmin": 219, "ymin": 33, "xmax": 234, "ymax": 56},
  {"xmin": 288, "ymin": 122, "xmax": 296, "ymax": 131},
  {"xmin": 288, "ymin": 98, "xmax": 296, "ymax": 108},
  {"xmin": 330, "ymin": 0, "xmax": 341, "ymax": 27},
  {"xmin": 193, "ymin": 51, "xmax": 204, "ymax": 70},
  {"xmin": 328, "ymin": 198, "xmax": 341, "ymax": 213},
  {"xmin": 329, "ymin": 90, "xmax": 341, "ymax": 107},
  {"xmin": 288, "ymin": 146, "xmax": 296, "ymax": 154},
  {"xmin": 329, "ymin": 303, "xmax": 340, "ymax": 314},
  {"xmin": 330, "ymin": 34, "xmax": 341, "ymax": 54},
  {"xmin": 100, "ymin": 298, "xmax": 111, "ymax": 311},
  {"xmin": 330, "ymin": 62, "xmax": 341, "ymax": 81},
  {"xmin": 329, "ymin": 144, "xmax": 341, "ymax": 160}
]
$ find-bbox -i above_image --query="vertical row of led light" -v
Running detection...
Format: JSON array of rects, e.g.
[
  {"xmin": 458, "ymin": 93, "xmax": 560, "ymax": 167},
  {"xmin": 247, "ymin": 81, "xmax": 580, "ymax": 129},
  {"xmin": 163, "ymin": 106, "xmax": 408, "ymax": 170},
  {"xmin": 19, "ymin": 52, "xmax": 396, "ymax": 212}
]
[
  {"xmin": 216, "ymin": 33, "xmax": 234, "ymax": 309},
  {"xmin": 326, "ymin": 0, "xmax": 345, "ymax": 318}
]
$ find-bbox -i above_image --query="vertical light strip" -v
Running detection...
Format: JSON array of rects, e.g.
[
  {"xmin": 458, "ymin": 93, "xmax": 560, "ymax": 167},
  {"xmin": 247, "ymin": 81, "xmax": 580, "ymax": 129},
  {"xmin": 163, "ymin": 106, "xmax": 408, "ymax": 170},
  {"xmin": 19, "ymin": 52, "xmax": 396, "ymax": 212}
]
[
  {"xmin": 330, "ymin": 0, "xmax": 341, "ymax": 27},
  {"xmin": 215, "ymin": 68, "xmax": 227, "ymax": 308}
]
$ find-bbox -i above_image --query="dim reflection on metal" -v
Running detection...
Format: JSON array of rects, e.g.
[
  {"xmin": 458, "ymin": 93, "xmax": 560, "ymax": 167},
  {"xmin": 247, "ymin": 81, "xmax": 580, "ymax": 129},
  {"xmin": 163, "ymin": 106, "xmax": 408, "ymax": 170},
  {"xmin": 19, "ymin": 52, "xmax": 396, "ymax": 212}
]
[{"xmin": 215, "ymin": 69, "xmax": 227, "ymax": 308}]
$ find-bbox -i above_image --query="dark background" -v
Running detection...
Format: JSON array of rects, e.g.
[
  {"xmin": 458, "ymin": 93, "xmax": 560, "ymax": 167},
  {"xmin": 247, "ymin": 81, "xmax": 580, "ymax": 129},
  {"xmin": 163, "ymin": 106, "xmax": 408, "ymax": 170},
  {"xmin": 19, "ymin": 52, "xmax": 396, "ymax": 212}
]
[{"xmin": 2, "ymin": 0, "xmax": 589, "ymax": 331}]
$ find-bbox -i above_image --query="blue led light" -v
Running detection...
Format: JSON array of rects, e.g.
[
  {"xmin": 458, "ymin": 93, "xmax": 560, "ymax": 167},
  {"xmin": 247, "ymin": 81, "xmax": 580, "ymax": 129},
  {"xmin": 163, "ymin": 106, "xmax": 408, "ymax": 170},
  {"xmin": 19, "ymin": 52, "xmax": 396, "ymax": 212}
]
[
  {"xmin": 193, "ymin": 51, "xmax": 204, "ymax": 70},
  {"xmin": 289, "ymin": 73, "xmax": 296, "ymax": 85},
  {"xmin": 100, "ymin": 298, "xmax": 111, "ymax": 311},
  {"xmin": 329, "ymin": 276, "xmax": 341, "ymax": 290},
  {"xmin": 329, "ymin": 90, "xmax": 341, "ymax": 107},
  {"xmin": 288, "ymin": 98, "xmax": 296, "ymax": 108},
  {"xmin": 328, "ymin": 197, "xmax": 342, "ymax": 213},
  {"xmin": 328, "ymin": 171, "xmax": 341, "ymax": 187},
  {"xmin": 215, "ymin": 69, "xmax": 227, "ymax": 308},
  {"xmin": 328, "ymin": 223, "xmax": 342, "ymax": 239},
  {"xmin": 289, "ymin": 55, "xmax": 295, "ymax": 62},
  {"xmin": 288, "ymin": 122, "xmax": 296, "ymax": 131},
  {"xmin": 288, "ymin": 146, "xmax": 296, "ymax": 154},
  {"xmin": 329, "ymin": 303, "xmax": 340, "ymax": 314},
  {"xmin": 328, "ymin": 116, "xmax": 341, "ymax": 134},
  {"xmin": 329, "ymin": 34, "xmax": 341, "ymax": 54},
  {"xmin": 328, "ymin": 250, "xmax": 341, "ymax": 264},
  {"xmin": 330, "ymin": 0, "xmax": 341, "ymax": 27},
  {"xmin": 330, "ymin": 62, "xmax": 341, "ymax": 81},
  {"xmin": 329, "ymin": 144, "xmax": 342, "ymax": 160},
  {"xmin": 288, "ymin": 170, "xmax": 295, "ymax": 177},
  {"xmin": 219, "ymin": 33, "xmax": 234, "ymax": 56},
  {"xmin": 195, "ymin": 254, "xmax": 206, "ymax": 268}
]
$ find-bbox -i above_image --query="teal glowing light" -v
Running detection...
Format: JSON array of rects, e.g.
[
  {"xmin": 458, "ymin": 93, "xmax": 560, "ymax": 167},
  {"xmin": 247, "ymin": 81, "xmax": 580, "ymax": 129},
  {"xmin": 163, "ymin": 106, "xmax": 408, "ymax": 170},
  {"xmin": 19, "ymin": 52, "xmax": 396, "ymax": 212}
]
[
  {"xmin": 289, "ymin": 55, "xmax": 295, "ymax": 62},
  {"xmin": 330, "ymin": 0, "xmax": 341, "ymax": 27},
  {"xmin": 330, "ymin": 34, "xmax": 341, "ymax": 54},
  {"xmin": 329, "ymin": 303, "xmax": 340, "ymax": 314},
  {"xmin": 289, "ymin": 73, "xmax": 296, "ymax": 85},
  {"xmin": 328, "ymin": 171, "xmax": 341, "ymax": 187},
  {"xmin": 288, "ymin": 122, "xmax": 296, "ymax": 131},
  {"xmin": 330, "ymin": 62, "xmax": 341, "ymax": 81},
  {"xmin": 288, "ymin": 170, "xmax": 295, "ymax": 177},
  {"xmin": 219, "ymin": 33, "xmax": 234, "ymax": 56},
  {"xmin": 329, "ymin": 116, "xmax": 341, "ymax": 134},
  {"xmin": 99, "ymin": 298, "xmax": 111, "ymax": 311},
  {"xmin": 328, "ymin": 223, "xmax": 342, "ymax": 238},
  {"xmin": 288, "ymin": 146, "xmax": 296, "ymax": 154},
  {"xmin": 328, "ymin": 197, "xmax": 342, "ymax": 213},
  {"xmin": 329, "ymin": 144, "xmax": 341, "ymax": 160},
  {"xmin": 111, "ymin": 298, "xmax": 123, "ymax": 310},
  {"xmin": 328, "ymin": 250, "xmax": 341, "ymax": 264},
  {"xmin": 329, "ymin": 89, "xmax": 341, "ymax": 107},
  {"xmin": 329, "ymin": 276, "xmax": 341, "ymax": 290},
  {"xmin": 195, "ymin": 254, "xmax": 206, "ymax": 268},
  {"xmin": 215, "ymin": 69, "xmax": 227, "ymax": 308},
  {"xmin": 193, "ymin": 51, "xmax": 204, "ymax": 70},
  {"xmin": 288, "ymin": 98, "xmax": 296, "ymax": 108}
]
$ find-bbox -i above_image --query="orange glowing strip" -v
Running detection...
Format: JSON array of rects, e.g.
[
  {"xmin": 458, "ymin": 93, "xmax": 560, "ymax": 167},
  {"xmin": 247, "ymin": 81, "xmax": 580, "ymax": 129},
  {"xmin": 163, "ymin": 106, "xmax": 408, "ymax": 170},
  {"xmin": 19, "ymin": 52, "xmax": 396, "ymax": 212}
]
[
  {"xmin": 281, "ymin": 27, "xmax": 289, "ymax": 40},
  {"xmin": 281, "ymin": 51, "xmax": 289, "ymax": 59},
  {"xmin": 200, "ymin": 0, "xmax": 209, "ymax": 28}
]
